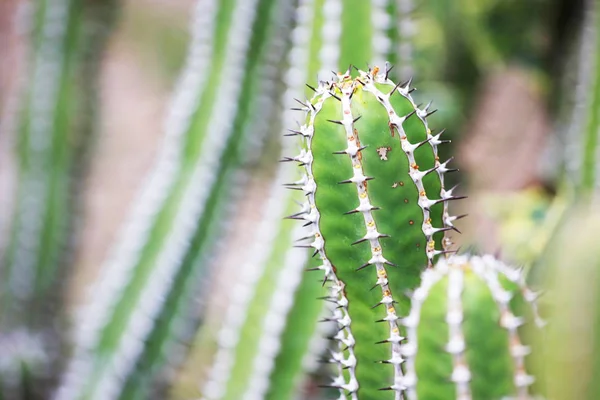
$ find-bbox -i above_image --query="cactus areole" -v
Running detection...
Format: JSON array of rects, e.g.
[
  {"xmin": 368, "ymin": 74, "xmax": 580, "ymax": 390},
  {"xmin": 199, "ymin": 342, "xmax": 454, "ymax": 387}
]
[{"xmin": 285, "ymin": 65, "xmax": 463, "ymax": 398}]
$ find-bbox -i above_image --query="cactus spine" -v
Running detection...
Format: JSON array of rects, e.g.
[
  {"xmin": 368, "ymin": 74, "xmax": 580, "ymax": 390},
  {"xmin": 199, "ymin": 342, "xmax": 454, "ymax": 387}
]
[{"xmin": 288, "ymin": 66, "xmax": 460, "ymax": 397}]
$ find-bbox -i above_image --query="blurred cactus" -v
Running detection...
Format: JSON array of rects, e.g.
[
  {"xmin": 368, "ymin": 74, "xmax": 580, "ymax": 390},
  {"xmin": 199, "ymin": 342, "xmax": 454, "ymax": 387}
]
[
  {"xmin": 0, "ymin": 0, "xmax": 117, "ymax": 397},
  {"xmin": 56, "ymin": 0, "xmax": 294, "ymax": 398},
  {"xmin": 403, "ymin": 254, "xmax": 544, "ymax": 399},
  {"xmin": 563, "ymin": 0, "xmax": 600, "ymax": 196},
  {"xmin": 539, "ymin": 208, "xmax": 600, "ymax": 399}
]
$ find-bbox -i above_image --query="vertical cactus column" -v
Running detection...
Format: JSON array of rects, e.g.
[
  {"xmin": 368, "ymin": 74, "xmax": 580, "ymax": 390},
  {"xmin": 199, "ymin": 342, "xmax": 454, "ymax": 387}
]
[
  {"xmin": 403, "ymin": 254, "xmax": 544, "ymax": 399},
  {"xmin": 56, "ymin": 0, "xmax": 293, "ymax": 398},
  {"xmin": 0, "ymin": 0, "xmax": 117, "ymax": 397},
  {"xmin": 287, "ymin": 66, "xmax": 460, "ymax": 398},
  {"xmin": 540, "ymin": 209, "xmax": 600, "ymax": 399},
  {"xmin": 196, "ymin": 1, "xmax": 421, "ymax": 399}
]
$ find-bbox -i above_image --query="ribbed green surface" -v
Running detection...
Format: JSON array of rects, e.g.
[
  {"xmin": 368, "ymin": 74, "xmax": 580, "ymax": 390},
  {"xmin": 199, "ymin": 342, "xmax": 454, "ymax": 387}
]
[
  {"xmin": 462, "ymin": 270, "xmax": 513, "ymax": 399},
  {"xmin": 3, "ymin": 0, "xmax": 83, "ymax": 323},
  {"xmin": 265, "ymin": 255, "xmax": 328, "ymax": 400},
  {"xmin": 340, "ymin": 0, "xmax": 372, "ymax": 67},
  {"xmin": 73, "ymin": 0, "xmax": 288, "ymax": 396},
  {"xmin": 1, "ymin": 0, "xmax": 117, "ymax": 397},
  {"xmin": 117, "ymin": 0, "xmax": 287, "ymax": 397},
  {"xmin": 580, "ymin": 0, "xmax": 600, "ymax": 194},
  {"xmin": 539, "ymin": 211, "xmax": 600, "ymax": 399},
  {"xmin": 310, "ymin": 78, "xmax": 443, "ymax": 397},
  {"xmin": 415, "ymin": 262, "xmax": 531, "ymax": 400},
  {"xmin": 415, "ymin": 278, "xmax": 453, "ymax": 399},
  {"xmin": 221, "ymin": 200, "xmax": 301, "ymax": 400}
]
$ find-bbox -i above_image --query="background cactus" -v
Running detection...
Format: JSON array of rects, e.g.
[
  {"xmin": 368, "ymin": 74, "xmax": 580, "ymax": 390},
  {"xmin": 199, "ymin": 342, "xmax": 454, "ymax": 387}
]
[
  {"xmin": 404, "ymin": 254, "xmax": 544, "ymax": 399},
  {"xmin": 539, "ymin": 207, "xmax": 600, "ymax": 399},
  {"xmin": 0, "ymin": 0, "xmax": 117, "ymax": 397},
  {"xmin": 55, "ymin": 0, "xmax": 294, "ymax": 398}
]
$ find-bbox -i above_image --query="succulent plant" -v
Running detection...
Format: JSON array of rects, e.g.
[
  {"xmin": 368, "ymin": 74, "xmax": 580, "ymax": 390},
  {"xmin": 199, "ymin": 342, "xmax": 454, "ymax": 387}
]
[
  {"xmin": 282, "ymin": 65, "xmax": 464, "ymax": 398},
  {"xmin": 540, "ymin": 208, "xmax": 600, "ymax": 399},
  {"xmin": 55, "ymin": 0, "xmax": 294, "ymax": 398},
  {"xmin": 0, "ymin": 0, "xmax": 592, "ymax": 398},
  {"xmin": 563, "ymin": 0, "xmax": 600, "ymax": 196},
  {"xmin": 0, "ymin": 0, "xmax": 117, "ymax": 396},
  {"xmin": 196, "ymin": 0, "xmax": 421, "ymax": 398},
  {"xmin": 404, "ymin": 254, "xmax": 544, "ymax": 399}
]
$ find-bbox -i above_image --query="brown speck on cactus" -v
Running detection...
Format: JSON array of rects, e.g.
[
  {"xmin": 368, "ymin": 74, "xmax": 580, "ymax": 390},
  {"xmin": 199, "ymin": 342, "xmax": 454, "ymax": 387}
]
[{"xmin": 376, "ymin": 146, "xmax": 391, "ymax": 160}]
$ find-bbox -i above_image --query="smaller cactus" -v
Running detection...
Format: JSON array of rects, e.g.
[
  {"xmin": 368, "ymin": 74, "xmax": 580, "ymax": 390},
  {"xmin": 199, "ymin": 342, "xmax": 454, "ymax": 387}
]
[{"xmin": 403, "ymin": 254, "xmax": 544, "ymax": 399}]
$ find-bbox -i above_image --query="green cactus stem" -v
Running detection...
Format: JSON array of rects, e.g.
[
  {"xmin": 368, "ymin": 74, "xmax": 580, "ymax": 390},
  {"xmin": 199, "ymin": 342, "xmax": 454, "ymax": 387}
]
[
  {"xmin": 287, "ymin": 66, "xmax": 462, "ymax": 398},
  {"xmin": 198, "ymin": 0, "xmax": 418, "ymax": 398},
  {"xmin": 0, "ymin": 0, "xmax": 117, "ymax": 396},
  {"xmin": 56, "ymin": 0, "xmax": 292, "ymax": 397},
  {"xmin": 539, "ymin": 208, "xmax": 600, "ymax": 399},
  {"xmin": 578, "ymin": 0, "xmax": 600, "ymax": 194},
  {"xmin": 403, "ymin": 254, "xmax": 544, "ymax": 399}
]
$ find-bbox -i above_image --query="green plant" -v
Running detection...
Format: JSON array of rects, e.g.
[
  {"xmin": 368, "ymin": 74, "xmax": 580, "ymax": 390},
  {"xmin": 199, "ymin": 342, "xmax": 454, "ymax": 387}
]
[
  {"xmin": 3, "ymin": 0, "xmax": 599, "ymax": 398},
  {"xmin": 282, "ymin": 66, "xmax": 461, "ymax": 398},
  {"xmin": 0, "ymin": 0, "xmax": 117, "ymax": 397},
  {"xmin": 55, "ymin": 0, "xmax": 293, "ymax": 398},
  {"xmin": 403, "ymin": 253, "xmax": 544, "ymax": 399},
  {"xmin": 540, "ymin": 208, "xmax": 600, "ymax": 399},
  {"xmin": 197, "ymin": 1, "xmax": 421, "ymax": 399}
]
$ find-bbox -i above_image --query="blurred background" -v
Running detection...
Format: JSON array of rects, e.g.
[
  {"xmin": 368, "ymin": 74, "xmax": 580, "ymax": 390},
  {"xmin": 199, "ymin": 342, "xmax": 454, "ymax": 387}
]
[{"xmin": 0, "ymin": 0, "xmax": 596, "ymax": 399}]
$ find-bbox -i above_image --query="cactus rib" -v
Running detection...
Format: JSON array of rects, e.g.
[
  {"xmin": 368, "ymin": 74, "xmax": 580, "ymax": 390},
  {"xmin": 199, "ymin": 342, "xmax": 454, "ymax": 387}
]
[
  {"xmin": 396, "ymin": 0, "xmax": 415, "ymax": 78},
  {"xmin": 242, "ymin": 223, "xmax": 311, "ymax": 400},
  {"xmin": 57, "ymin": 0, "xmax": 273, "ymax": 396},
  {"xmin": 360, "ymin": 69, "xmax": 457, "ymax": 264},
  {"xmin": 370, "ymin": 0, "xmax": 393, "ymax": 68},
  {"xmin": 300, "ymin": 85, "xmax": 360, "ymax": 398},
  {"xmin": 332, "ymin": 74, "xmax": 406, "ymax": 392}
]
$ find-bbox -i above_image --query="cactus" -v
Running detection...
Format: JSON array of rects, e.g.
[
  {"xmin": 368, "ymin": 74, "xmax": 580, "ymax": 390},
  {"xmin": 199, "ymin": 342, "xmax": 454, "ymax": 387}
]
[
  {"xmin": 284, "ymin": 65, "xmax": 462, "ymax": 398},
  {"xmin": 539, "ymin": 208, "xmax": 600, "ymax": 399},
  {"xmin": 404, "ymin": 254, "xmax": 544, "ymax": 399},
  {"xmin": 55, "ymin": 0, "xmax": 294, "ymax": 398},
  {"xmin": 192, "ymin": 1, "xmax": 421, "ymax": 399},
  {"xmin": 564, "ymin": 0, "xmax": 600, "ymax": 196},
  {"xmin": 0, "ymin": 0, "xmax": 117, "ymax": 396}
]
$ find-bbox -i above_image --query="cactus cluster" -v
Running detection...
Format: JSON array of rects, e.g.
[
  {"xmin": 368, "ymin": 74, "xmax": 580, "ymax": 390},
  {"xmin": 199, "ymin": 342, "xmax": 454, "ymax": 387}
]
[
  {"xmin": 2, "ymin": 0, "xmax": 600, "ymax": 399},
  {"xmin": 283, "ymin": 66, "xmax": 547, "ymax": 398}
]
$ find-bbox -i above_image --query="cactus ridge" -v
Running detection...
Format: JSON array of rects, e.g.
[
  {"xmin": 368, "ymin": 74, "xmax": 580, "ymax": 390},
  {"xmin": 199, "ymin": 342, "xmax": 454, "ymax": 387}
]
[
  {"xmin": 287, "ymin": 65, "xmax": 464, "ymax": 397},
  {"xmin": 403, "ymin": 254, "xmax": 545, "ymax": 400},
  {"xmin": 293, "ymin": 84, "xmax": 360, "ymax": 399}
]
